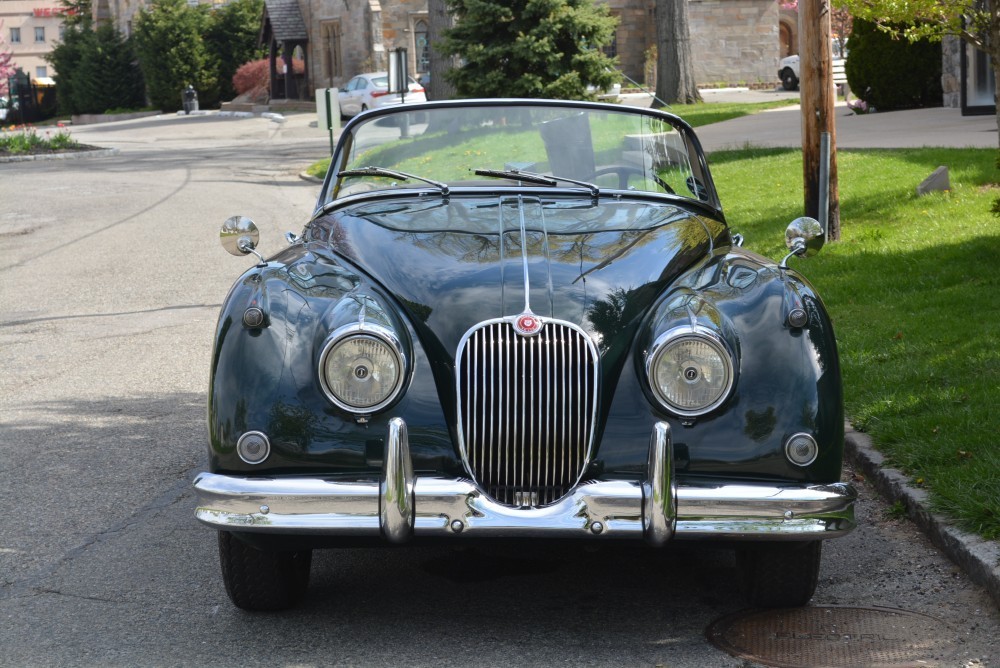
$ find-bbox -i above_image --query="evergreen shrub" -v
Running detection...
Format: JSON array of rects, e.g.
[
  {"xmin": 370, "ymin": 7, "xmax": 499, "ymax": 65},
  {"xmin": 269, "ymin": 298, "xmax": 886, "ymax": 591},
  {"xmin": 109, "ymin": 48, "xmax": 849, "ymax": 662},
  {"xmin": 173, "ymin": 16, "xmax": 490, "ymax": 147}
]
[{"xmin": 845, "ymin": 19, "xmax": 942, "ymax": 111}]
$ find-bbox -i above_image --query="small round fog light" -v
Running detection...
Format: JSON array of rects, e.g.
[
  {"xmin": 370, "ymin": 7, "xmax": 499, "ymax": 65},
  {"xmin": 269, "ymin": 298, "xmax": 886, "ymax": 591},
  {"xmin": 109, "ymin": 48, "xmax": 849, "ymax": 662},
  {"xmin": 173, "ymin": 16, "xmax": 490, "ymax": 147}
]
[
  {"xmin": 785, "ymin": 432, "xmax": 819, "ymax": 467},
  {"xmin": 236, "ymin": 431, "xmax": 271, "ymax": 465}
]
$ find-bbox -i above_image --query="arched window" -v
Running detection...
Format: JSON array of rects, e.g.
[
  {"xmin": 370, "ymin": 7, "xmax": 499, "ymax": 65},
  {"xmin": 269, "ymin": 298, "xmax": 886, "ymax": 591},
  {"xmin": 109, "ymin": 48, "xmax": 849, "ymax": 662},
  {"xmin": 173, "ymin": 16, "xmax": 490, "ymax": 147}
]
[{"xmin": 414, "ymin": 19, "xmax": 430, "ymax": 73}]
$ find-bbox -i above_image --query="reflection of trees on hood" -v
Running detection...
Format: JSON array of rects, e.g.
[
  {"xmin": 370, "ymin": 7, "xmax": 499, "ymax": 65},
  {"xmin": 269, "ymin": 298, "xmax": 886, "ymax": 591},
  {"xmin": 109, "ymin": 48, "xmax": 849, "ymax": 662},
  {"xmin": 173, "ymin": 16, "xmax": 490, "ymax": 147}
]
[{"xmin": 588, "ymin": 287, "xmax": 636, "ymax": 354}]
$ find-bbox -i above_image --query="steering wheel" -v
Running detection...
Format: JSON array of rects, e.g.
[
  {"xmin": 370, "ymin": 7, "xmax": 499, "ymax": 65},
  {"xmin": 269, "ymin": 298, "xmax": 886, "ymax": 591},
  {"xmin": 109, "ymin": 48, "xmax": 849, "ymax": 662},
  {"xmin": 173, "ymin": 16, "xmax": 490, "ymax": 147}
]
[{"xmin": 589, "ymin": 165, "xmax": 675, "ymax": 194}]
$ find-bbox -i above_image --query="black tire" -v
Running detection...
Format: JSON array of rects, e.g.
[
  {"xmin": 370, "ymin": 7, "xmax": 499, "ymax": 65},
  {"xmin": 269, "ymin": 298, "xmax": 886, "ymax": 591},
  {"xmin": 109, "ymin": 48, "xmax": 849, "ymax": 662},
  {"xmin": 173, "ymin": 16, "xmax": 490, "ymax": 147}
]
[
  {"xmin": 736, "ymin": 541, "xmax": 821, "ymax": 608},
  {"xmin": 781, "ymin": 68, "xmax": 799, "ymax": 91},
  {"xmin": 218, "ymin": 531, "xmax": 312, "ymax": 611}
]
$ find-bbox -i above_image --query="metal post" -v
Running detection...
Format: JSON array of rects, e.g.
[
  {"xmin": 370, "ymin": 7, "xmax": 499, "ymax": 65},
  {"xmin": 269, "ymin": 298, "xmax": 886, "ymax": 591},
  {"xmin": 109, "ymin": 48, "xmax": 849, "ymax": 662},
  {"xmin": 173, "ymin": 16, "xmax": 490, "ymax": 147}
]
[
  {"xmin": 818, "ymin": 131, "xmax": 830, "ymax": 238},
  {"xmin": 325, "ymin": 88, "xmax": 335, "ymax": 154}
]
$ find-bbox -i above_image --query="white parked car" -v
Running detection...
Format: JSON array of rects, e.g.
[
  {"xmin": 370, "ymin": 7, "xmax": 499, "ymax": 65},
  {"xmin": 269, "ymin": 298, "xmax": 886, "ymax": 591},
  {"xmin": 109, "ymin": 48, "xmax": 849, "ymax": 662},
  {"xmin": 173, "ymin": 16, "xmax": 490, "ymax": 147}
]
[
  {"xmin": 778, "ymin": 41, "xmax": 847, "ymax": 91},
  {"xmin": 338, "ymin": 72, "xmax": 427, "ymax": 118}
]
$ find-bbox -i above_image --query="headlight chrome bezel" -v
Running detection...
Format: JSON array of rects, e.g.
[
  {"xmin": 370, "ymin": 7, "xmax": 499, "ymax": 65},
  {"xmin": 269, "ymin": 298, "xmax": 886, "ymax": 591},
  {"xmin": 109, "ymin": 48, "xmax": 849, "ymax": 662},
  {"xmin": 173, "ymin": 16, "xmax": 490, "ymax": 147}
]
[
  {"xmin": 318, "ymin": 323, "xmax": 407, "ymax": 415},
  {"xmin": 646, "ymin": 325, "xmax": 736, "ymax": 418}
]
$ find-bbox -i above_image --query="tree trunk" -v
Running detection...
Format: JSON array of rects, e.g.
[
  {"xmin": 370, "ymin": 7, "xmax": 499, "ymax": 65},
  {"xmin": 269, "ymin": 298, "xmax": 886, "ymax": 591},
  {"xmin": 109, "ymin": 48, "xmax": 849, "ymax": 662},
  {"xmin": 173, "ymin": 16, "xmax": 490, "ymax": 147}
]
[
  {"xmin": 800, "ymin": 0, "xmax": 840, "ymax": 241},
  {"xmin": 654, "ymin": 0, "xmax": 702, "ymax": 105},
  {"xmin": 427, "ymin": 0, "xmax": 457, "ymax": 101}
]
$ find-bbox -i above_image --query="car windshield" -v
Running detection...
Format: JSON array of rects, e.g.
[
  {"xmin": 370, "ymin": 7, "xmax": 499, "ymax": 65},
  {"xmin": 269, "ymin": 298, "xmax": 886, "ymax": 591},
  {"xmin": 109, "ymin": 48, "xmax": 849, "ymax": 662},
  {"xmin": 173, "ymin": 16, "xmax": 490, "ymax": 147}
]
[{"xmin": 322, "ymin": 101, "xmax": 718, "ymax": 208}]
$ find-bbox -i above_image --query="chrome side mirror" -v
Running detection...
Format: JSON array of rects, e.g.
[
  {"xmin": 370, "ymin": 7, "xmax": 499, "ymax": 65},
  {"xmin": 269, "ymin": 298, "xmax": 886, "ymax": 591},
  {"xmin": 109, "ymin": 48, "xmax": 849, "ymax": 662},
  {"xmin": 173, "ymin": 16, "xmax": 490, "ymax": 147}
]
[
  {"xmin": 221, "ymin": 216, "xmax": 266, "ymax": 265},
  {"xmin": 781, "ymin": 217, "xmax": 824, "ymax": 268}
]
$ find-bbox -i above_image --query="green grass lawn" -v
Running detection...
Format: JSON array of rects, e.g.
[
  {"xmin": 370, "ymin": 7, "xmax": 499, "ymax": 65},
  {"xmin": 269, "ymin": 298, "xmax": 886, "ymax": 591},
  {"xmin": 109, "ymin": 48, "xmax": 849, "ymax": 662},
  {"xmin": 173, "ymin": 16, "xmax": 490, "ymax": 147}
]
[
  {"xmin": 711, "ymin": 146, "xmax": 1000, "ymax": 539},
  {"xmin": 661, "ymin": 99, "xmax": 797, "ymax": 128}
]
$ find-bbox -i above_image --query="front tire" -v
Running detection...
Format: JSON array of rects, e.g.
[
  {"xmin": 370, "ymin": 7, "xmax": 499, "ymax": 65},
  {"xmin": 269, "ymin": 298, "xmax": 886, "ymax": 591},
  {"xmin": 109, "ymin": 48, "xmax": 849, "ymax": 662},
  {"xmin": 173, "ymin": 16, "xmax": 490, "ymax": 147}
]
[
  {"xmin": 218, "ymin": 531, "xmax": 312, "ymax": 611},
  {"xmin": 781, "ymin": 68, "xmax": 799, "ymax": 91},
  {"xmin": 736, "ymin": 541, "xmax": 821, "ymax": 608}
]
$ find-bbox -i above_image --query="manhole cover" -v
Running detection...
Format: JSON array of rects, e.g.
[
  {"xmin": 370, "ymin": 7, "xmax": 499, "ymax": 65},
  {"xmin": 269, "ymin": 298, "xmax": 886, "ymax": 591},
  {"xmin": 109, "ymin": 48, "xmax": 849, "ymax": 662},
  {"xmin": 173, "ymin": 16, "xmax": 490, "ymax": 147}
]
[{"xmin": 706, "ymin": 606, "xmax": 956, "ymax": 667}]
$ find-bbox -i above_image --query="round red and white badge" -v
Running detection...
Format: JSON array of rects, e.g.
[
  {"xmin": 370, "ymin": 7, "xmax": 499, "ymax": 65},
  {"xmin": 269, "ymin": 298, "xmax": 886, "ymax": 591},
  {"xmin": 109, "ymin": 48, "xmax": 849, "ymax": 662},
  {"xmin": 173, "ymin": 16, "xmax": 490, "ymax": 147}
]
[{"xmin": 513, "ymin": 312, "xmax": 543, "ymax": 336}]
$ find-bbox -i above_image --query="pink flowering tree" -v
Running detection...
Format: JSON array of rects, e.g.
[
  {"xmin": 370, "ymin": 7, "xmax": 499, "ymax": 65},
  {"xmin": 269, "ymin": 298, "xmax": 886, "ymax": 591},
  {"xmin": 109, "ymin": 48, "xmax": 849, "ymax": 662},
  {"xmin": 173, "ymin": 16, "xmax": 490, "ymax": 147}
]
[{"xmin": 0, "ymin": 20, "xmax": 18, "ymax": 96}]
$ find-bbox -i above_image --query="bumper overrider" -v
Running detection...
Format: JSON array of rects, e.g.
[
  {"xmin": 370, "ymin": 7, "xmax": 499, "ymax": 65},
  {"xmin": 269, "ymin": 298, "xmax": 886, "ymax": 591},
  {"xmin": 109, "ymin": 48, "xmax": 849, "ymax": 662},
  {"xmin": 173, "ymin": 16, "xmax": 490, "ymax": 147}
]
[{"xmin": 194, "ymin": 420, "xmax": 856, "ymax": 544}]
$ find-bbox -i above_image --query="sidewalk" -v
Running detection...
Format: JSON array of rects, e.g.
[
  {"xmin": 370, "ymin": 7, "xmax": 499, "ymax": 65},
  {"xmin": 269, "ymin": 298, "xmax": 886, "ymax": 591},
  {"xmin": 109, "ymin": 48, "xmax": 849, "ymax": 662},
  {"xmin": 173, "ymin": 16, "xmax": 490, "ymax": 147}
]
[
  {"xmin": 697, "ymin": 102, "xmax": 998, "ymax": 151},
  {"xmin": 623, "ymin": 86, "xmax": 998, "ymax": 150}
]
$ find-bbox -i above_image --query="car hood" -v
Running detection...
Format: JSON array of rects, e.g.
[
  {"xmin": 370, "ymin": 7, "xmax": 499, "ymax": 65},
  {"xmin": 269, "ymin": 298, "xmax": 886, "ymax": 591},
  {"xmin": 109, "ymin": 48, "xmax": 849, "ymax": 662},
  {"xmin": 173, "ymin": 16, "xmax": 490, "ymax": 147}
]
[{"xmin": 310, "ymin": 195, "xmax": 727, "ymax": 353}]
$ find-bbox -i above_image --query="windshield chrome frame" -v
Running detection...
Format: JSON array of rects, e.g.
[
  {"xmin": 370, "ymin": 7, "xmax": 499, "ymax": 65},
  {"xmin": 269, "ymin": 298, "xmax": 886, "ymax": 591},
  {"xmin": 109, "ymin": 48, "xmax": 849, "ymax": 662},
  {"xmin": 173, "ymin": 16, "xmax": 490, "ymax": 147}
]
[{"xmin": 315, "ymin": 98, "xmax": 723, "ymax": 216}]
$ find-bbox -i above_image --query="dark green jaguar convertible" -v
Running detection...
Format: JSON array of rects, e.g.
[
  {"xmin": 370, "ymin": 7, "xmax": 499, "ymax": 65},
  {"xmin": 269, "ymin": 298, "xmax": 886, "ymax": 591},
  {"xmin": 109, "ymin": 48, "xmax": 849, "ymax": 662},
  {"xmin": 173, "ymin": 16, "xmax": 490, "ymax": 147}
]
[{"xmin": 195, "ymin": 99, "xmax": 856, "ymax": 611}]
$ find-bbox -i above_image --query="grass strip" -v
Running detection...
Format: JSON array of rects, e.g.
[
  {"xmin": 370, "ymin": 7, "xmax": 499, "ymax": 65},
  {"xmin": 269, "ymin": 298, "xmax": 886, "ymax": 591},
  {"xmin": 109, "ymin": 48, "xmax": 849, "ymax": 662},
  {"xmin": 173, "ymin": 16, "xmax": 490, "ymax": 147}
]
[{"xmin": 711, "ymin": 146, "xmax": 1000, "ymax": 540}]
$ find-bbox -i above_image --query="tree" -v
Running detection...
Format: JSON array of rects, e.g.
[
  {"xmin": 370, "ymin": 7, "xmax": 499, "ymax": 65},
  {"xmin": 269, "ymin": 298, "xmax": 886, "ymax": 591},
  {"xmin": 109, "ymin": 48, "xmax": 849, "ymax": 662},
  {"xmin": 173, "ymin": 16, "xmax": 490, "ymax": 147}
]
[
  {"xmin": 439, "ymin": 0, "xmax": 618, "ymax": 100},
  {"xmin": 1, "ymin": 21, "xmax": 19, "ymax": 97},
  {"xmin": 47, "ymin": 0, "xmax": 145, "ymax": 115},
  {"xmin": 133, "ymin": 0, "xmax": 217, "ymax": 111},
  {"xmin": 654, "ymin": 0, "xmax": 701, "ymax": 104},
  {"xmin": 838, "ymin": 0, "xmax": 1000, "ymax": 148},
  {"xmin": 427, "ymin": 0, "xmax": 457, "ymax": 101},
  {"xmin": 205, "ymin": 0, "xmax": 265, "ymax": 103}
]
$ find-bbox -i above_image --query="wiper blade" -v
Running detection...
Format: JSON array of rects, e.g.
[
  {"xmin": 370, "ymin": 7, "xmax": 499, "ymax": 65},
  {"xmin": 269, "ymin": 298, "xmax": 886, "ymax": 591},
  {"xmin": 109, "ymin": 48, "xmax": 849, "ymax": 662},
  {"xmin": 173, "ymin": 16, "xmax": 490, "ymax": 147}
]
[
  {"xmin": 474, "ymin": 168, "xmax": 599, "ymax": 198},
  {"xmin": 337, "ymin": 166, "xmax": 449, "ymax": 196},
  {"xmin": 474, "ymin": 168, "xmax": 557, "ymax": 187}
]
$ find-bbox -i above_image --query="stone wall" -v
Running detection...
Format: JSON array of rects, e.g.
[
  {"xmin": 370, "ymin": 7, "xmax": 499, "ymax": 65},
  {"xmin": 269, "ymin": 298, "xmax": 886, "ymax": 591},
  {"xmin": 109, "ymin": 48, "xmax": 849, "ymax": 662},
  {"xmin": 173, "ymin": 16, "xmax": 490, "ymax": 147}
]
[
  {"xmin": 606, "ymin": 2, "xmax": 656, "ymax": 85},
  {"xmin": 689, "ymin": 0, "xmax": 779, "ymax": 86}
]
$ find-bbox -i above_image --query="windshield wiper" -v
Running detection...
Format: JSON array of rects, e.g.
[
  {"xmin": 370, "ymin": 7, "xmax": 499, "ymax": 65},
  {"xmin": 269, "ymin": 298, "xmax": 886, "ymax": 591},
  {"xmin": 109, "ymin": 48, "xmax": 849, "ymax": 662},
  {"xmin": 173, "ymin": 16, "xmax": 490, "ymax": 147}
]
[
  {"xmin": 474, "ymin": 168, "xmax": 599, "ymax": 198},
  {"xmin": 337, "ymin": 166, "xmax": 450, "ymax": 196}
]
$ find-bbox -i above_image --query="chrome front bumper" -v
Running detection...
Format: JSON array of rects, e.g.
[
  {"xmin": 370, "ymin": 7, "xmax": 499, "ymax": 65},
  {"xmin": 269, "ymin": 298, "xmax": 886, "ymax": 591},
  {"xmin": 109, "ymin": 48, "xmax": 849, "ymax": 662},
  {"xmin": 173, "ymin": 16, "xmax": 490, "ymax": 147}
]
[{"xmin": 195, "ymin": 419, "xmax": 856, "ymax": 544}]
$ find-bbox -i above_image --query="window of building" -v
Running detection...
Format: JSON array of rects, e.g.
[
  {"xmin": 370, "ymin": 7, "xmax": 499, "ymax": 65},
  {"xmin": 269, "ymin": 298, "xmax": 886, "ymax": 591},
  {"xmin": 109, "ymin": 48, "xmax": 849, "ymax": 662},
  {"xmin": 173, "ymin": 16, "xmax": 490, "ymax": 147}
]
[
  {"xmin": 36, "ymin": 66, "xmax": 47, "ymax": 78},
  {"xmin": 320, "ymin": 21, "xmax": 342, "ymax": 85},
  {"xmin": 602, "ymin": 12, "xmax": 622, "ymax": 58},
  {"xmin": 603, "ymin": 30, "xmax": 618, "ymax": 60},
  {"xmin": 414, "ymin": 19, "xmax": 430, "ymax": 73},
  {"xmin": 10, "ymin": 27, "xmax": 21, "ymax": 44},
  {"xmin": 35, "ymin": 27, "xmax": 45, "ymax": 43}
]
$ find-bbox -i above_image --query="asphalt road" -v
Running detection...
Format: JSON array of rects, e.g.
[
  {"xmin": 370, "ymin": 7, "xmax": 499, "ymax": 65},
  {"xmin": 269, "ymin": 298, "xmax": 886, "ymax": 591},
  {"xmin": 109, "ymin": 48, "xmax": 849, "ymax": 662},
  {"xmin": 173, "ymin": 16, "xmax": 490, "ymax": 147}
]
[{"xmin": 1, "ymin": 113, "xmax": 998, "ymax": 667}]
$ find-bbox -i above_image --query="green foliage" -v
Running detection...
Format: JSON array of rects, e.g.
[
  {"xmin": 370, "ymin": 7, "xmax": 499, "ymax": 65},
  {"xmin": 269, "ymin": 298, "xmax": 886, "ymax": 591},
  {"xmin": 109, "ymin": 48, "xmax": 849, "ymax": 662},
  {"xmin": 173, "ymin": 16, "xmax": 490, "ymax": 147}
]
[
  {"xmin": 440, "ymin": 0, "xmax": 619, "ymax": 99},
  {"xmin": 46, "ymin": 13, "xmax": 144, "ymax": 116},
  {"xmin": 845, "ymin": 19, "xmax": 942, "ymax": 111},
  {"xmin": 0, "ymin": 125, "xmax": 79, "ymax": 153},
  {"xmin": 204, "ymin": 0, "xmax": 266, "ymax": 102},
  {"xmin": 133, "ymin": 0, "xmax": 218, "ymax": 111}
]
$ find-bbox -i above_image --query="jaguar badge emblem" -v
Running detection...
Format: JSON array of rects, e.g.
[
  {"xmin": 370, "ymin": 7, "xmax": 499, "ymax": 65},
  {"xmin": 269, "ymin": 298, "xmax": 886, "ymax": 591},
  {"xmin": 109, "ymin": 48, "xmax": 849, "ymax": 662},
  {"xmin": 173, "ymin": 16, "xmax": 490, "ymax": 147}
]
[{"xmin": 513, "ymin": 312, "xmax": 543, "ymax": 337}]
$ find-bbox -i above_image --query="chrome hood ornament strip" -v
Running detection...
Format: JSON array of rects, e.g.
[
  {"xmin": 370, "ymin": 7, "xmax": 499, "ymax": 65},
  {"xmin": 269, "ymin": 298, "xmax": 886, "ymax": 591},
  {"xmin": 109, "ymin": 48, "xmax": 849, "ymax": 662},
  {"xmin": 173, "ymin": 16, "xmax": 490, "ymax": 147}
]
[{"xmin": 500, "ymin": 195, "xmax": 553, "ymax": 334}]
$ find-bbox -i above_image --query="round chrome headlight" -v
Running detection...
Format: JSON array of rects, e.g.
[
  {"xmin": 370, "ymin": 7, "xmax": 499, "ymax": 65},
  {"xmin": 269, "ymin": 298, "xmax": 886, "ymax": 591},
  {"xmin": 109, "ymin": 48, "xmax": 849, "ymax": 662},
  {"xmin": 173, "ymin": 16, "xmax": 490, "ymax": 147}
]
[
  {"xmin": 319, "ymin": 325, "xmax": 405, "ymax": 414},
  {"xmin": 647, "ymin": 327, "xmax": 735, "ymax": 417}
]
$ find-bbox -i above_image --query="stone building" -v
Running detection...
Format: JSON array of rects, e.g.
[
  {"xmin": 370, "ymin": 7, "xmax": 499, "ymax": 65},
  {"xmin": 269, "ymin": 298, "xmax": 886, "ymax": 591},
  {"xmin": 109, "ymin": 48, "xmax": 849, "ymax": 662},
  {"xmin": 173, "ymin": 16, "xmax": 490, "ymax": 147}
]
[
  {"xmin": 264, "ymin": 0, "xmax": 782, "ymax": 96},
  {"xmin": 95, "ymin": 0, "xmax": 788, "ymax": 102}
]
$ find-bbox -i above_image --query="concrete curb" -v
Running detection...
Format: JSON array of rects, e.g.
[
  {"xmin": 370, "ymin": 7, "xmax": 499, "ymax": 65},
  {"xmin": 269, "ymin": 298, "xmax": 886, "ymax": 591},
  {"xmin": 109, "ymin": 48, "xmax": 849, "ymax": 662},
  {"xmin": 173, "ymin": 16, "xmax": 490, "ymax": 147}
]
[
  {"xmin": 0, "ymin": 147, "xmax": 119, "ymax": 164},
  {"xmin": 845, "ymin": 427, "xmax": 1000, "ymax": 608},
  {"xmin": 299, "ymin": 171, "xmax": 323, "ymax": 184}
]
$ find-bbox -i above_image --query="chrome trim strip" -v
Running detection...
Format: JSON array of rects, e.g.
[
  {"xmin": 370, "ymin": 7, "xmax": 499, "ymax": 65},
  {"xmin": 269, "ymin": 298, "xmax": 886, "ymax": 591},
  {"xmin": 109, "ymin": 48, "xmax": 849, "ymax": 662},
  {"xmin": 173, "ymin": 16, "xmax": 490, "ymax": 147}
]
[
  {"xmin": 643, "ymin": 422, "xmax": 676, "ymax": 546},
  {"xmin": 517, "ymin": 194, "xmax": 532, "ymax": 314},
  {"xmin": 380, "ymin": 417, "xmax": 413, "ymax": 543},
  {"xmin": 195, "ymin": 420, "xmax": 856, "ymax": 541}
]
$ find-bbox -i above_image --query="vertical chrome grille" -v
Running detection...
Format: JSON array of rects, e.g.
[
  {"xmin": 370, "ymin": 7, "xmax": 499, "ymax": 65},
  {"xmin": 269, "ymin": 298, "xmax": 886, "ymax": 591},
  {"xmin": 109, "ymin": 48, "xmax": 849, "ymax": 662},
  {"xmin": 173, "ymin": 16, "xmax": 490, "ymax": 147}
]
[{"xmin": 456, "ymin": 319, "xmax": 599, "ymax": 508}]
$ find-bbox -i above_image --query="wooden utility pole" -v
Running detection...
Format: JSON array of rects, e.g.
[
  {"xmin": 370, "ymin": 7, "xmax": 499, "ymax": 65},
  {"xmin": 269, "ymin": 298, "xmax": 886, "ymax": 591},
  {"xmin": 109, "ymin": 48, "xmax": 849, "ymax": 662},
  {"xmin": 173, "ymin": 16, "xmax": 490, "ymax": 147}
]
[{"xmin": 799, "ymin": 0, "xmax": 840, "ymax": 241}]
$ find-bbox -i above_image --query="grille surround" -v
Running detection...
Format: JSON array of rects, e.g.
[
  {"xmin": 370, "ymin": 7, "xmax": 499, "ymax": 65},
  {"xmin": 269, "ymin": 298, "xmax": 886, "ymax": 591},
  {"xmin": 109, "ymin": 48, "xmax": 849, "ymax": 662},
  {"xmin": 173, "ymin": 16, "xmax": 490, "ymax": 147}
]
[{"xmin": 455, "ymin": 317, "xmax": 600, "ymax": 508}]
